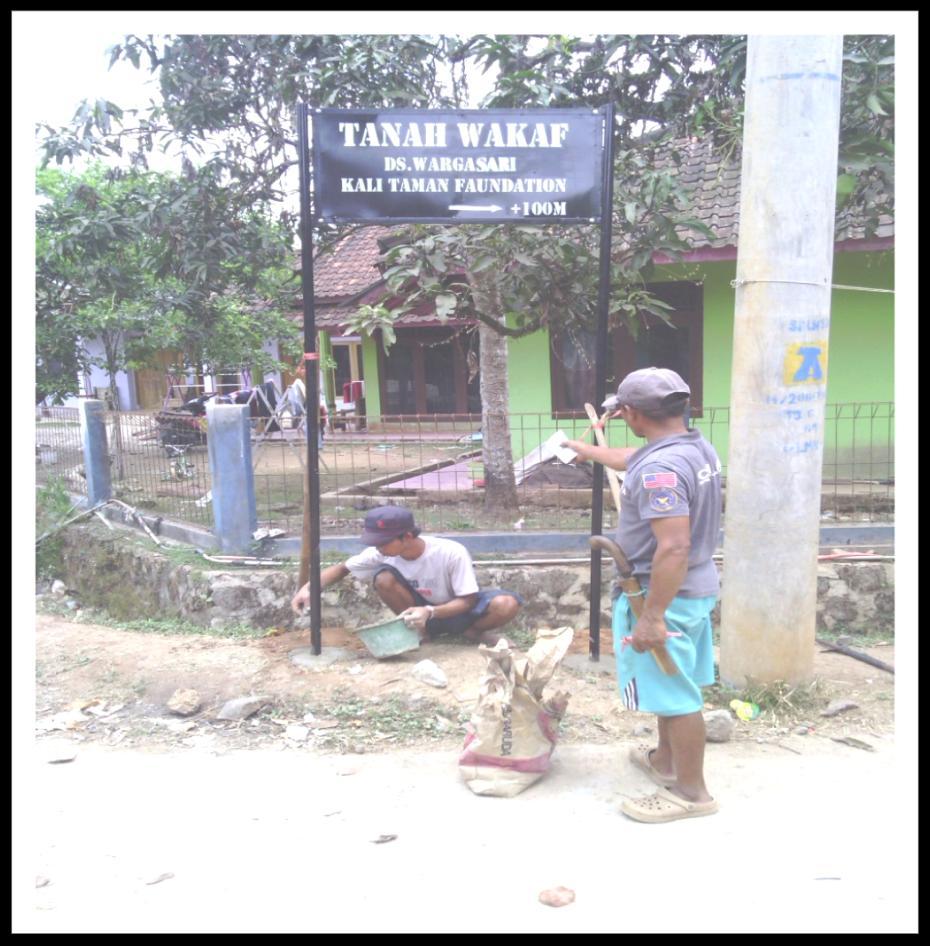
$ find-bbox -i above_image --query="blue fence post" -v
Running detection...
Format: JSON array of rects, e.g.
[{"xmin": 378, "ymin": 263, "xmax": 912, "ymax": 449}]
[
  {"xmin": 78, "ymin": 399, "xmax": 112, "ymax": 506},
  {"xmin": 206, "ymin": 402, "xmax": 257, "ymax": 553}
]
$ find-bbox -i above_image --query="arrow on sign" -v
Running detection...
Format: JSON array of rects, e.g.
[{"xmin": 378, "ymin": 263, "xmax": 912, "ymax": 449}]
[{"xmin": 448, "ymin": 204, "xmax": 502, "ymax": 213}]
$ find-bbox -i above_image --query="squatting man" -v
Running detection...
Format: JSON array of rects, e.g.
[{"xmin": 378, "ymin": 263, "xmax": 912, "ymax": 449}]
[{"xmin": 291, "ymin": 505, "xmax": 523, "ymax": 644}]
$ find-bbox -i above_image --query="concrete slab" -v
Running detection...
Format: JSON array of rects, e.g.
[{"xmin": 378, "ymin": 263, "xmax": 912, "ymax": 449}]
[
  {"xmin": 563, "ymin": 653, "xmax": 616, "ymax": 677},
  {"xmin": 289, "ymin": 646, "xmax": 356, "ymax": 667},
  {"xmin": 388, "ymin": 459, "xmax": 479, "ymax": 492}
]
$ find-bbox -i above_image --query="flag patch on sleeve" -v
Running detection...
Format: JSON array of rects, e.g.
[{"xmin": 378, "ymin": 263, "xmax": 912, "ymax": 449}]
[{"xmin": 643, "ymin": 472, "xmax": 678, "ymax": 489}]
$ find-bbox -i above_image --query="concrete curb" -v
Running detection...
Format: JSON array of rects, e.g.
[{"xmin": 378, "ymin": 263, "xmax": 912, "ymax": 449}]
[{"xmin": 72, "ymin": 494, "xmax": 893, "ymax": 557}]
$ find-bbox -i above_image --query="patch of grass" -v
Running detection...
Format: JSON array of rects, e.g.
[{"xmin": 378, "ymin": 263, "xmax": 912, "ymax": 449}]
[
  {"xmin": 267, "ymin": 698, "xmax": 312, "ymax": 719},
  {"xmin": 817, "ymin": 626, "xmax": 894, "ymax": 646},
  {"xmin": 98, "ymin": 667, "xmax": 122, "ymax": 687},
  {"xmin": 44, "ymin": 651, "xmax": 95, "ymax": 676},
  {"xmin": 706, "ymin": 675, "xmax": 823, "ymax": 715},
  {"xmin": 153, "ymin": 543, "xmax": 299, "ymax": 571},
  {"xmin": 154, "ymin": 545, "xmax": 221, "ymax": 570},
  {"xmin": 36, "ymin": 600, "xmax": 264, "ymax": 639},
  {"xmin": 36, "ymin": 597, "xmax": 76, "ymax": 618},
  {"xmin": 308, "ymin": 688, "xmax": 454, "ymax": 746},
  {"xmin": 447, "ymin": 519, "xmax": 475, "ymax": 531},
  {"xmin": 504, "ymin": 624, "xmax": 537, "ymax": 650},
  {"xmin": 114, "ymin": 617, "xmax": 266, "ymax": 639},
  {"xmin": 36, "ymin": 476, "xmax": 77, "ymax": 580}
]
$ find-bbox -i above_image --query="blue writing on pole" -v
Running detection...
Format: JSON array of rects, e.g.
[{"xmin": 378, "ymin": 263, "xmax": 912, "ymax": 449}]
[{"xmin": 793, "ymin": 346, "xmax": 824, "ymax": 382}]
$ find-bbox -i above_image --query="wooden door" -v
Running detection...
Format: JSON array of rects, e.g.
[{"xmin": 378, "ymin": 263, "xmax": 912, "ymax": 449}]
[{"xmin": 133, "ymin": 350, "xmax": 190, "ymax": 409}]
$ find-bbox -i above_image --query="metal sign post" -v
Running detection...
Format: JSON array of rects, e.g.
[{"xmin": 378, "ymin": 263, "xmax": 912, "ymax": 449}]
[
  {"xmin": 298, "ymin": 105, "xmax": 614, "ymax": 660},
  {"xmin": 587, "ymin": 102, "xmax": 615, "ymax": 661},
  {"xmin": 297, "ymin": 103, "xmax": 322, "ymax": 654}
]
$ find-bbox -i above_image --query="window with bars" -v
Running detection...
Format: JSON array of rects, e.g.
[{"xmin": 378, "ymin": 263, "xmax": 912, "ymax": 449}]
[
  {"xmin": 378, "ymin": 327, "xmax": 480, "ymax": 416},
  {"xmin": 549, "ymin": 281, "xmax": 704, "ymax": 417}
]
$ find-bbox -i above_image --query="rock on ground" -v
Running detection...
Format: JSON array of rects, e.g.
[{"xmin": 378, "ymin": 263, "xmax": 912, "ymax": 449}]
[
  {"xmin": 704, "ymin": 709, "xmax": 735, "ymax": 743},
  {"xmin": 216, "ymin": 696, "xmax": 272, "ymax": 721},
  {"xmin": 412, "ymin": 660, "xmax": 448, "ymax": 689},
  {"xmin": 167, "ymin": 689, "xmax": 202, "ymax": 717}
]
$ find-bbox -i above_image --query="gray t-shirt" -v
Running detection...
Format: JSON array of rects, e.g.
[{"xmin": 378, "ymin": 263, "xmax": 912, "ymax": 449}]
[{"xmin": 615, "ymin": 428, "xmax": 722, "ymax": 598}]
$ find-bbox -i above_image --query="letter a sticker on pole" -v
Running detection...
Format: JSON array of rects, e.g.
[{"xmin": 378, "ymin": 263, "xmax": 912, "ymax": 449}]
[{"xmin": 312, "ymin": 108, "xmax": 605, "ymax": 224}]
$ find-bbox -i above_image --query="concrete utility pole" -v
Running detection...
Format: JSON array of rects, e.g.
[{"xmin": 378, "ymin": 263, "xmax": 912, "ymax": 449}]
[{"xmin": 720, "ymin": 35, "xmax": 844, "ymax": 686}]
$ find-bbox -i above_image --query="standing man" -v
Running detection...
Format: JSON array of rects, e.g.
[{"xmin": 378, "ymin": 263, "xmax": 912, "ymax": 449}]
[
  {"xmin": 291, "ymin": 505, "xmax": 523, "ymax": 645},
  {"xmin": 564, "ymin": 367, "xmax": 723, "ymax": 823}
]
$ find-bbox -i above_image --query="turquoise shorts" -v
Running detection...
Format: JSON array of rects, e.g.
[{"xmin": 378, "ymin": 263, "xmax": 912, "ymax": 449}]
[{"xmin": 613, "ymin": 592, "xmax": 717, "ymax": 716}]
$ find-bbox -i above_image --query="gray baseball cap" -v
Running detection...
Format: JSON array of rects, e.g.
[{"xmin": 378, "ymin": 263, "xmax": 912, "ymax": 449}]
[
  {"xmin": 359, "ymin": 505, "xmax": 416, "ymax": 545},
  {"xmin": 610, "ymin": 367, "xmax": 690, "ymax": 412}
]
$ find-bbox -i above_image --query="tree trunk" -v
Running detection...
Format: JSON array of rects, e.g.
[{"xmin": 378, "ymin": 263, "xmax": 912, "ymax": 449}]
[{"xmin": 470, "ymin": 271, "xmax": 519, "ymax": 512}]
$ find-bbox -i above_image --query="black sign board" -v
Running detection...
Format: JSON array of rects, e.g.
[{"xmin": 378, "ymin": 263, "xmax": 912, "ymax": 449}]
[{"xmin": 312, "ymin": 108, "xmax": 605, "ymax": 224}]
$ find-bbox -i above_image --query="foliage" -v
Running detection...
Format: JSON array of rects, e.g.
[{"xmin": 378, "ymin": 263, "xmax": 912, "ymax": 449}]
[
  {"xmin": 358, "ymin": 150, "xmax": 710, "ymax": 344},
  {"xmin": 706, "ymin": 677, "xmax": 824, "ymax": 716},
  {"xmin": 39, "ymin": 35, "xmax": 457, "ymax": 199},
  {"xmin": 35, "ymin": 164, "xmax": 300, "ymax": 402},
  {"xmin": 37, "ymin": 33, "xmax": 895, "ymax": 338},
  {"xmin": 836, "ymin": 36, "xmax": 894, "ymax": 233},
  {"xmin": 36, "ymin": 476, "xmax": 76, "ymax": 579},
  {"xmin": 351, "ymin": 303, "xmax": 397, "ymax": 353},
  {"xmin": 36, "ymin": 165, "xmax": 153, "ymax": 402},
  {"xmin": 308, "ymin": 688, "xmax": 456, "ymax": 746},
  {"xmin": 34, "ymin": 597, "xmax": 266, "ymax": 638}
]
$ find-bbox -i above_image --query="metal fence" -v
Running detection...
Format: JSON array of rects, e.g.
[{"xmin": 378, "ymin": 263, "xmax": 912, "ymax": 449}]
[
  {"xmin": 35, "ymin": 407, "xmax": 87, "ymax": 498},
  {"xmin": 35, "ymin": 405, "xmax": 213, "ymax": 526},
  {"xmin": 35, "ymin": 401, "xmax": 894, "ymax": 536}
]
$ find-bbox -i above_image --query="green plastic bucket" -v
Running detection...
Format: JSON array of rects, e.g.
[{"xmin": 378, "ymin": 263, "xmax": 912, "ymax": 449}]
[{"xmin": 353, "ymin": 616, "xmax": 421, "ymax": 658}]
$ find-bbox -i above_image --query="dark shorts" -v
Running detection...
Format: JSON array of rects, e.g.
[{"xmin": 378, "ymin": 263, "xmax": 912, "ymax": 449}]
[{"xmin": 373, "ymin": 565, "xmax": 524, "ymax": 637}]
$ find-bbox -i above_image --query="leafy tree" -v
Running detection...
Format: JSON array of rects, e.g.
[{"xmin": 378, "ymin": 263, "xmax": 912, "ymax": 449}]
[
  {"xmin": 835, "ymin": 35, "xmax": 894, "ymax": 231},
  {"xmin": 36, "ymin": 166, "xmax": 170, "ymax": 473},
  {"xmin": 121, "ymin": 163, "xmax": 301, "ymax": 379},
  {"xmin": 35, "ymin": 165, "xmax": 300, "ymax": 448}
]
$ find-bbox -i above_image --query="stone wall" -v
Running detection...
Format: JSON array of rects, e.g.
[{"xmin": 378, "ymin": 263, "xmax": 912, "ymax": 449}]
[{"xmin": 56, "ymin": 525, "xmax": 893, "ymax": 637}]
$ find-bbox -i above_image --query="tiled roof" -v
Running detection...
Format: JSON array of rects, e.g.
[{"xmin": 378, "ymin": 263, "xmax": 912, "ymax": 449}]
[
  {"xmin": 315, "ymin": 304, "xmax": 473, "ymax": 331},
  {"xmin": 312, "ymin": 225, "xmax": 393, "ymax": 301},
  {"xmin": 315, "ymin": 283, "xmax": 476, "ymax": 331},
  {"xmin": 656, "ymin": 136, "xmax": 894, "ymax": 249},
  {"xmin": 834, "ymin": 206, "xmax": 895, "ymax": 243}
]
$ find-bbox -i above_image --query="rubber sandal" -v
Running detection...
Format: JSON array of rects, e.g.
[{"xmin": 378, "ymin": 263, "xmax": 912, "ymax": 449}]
[
  {"xmin": 620, "ymin": 787, "xmax": 719, "ymax": 823},
  {"xmin": 629, "ymin": 744, "xmax": 676, "ymax": 788}
]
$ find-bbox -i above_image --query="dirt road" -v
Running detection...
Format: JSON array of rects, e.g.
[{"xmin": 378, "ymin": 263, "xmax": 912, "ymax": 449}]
[
  {"xmin": 16, "ymin": 614, "xmax": 917, "ymax": 932},
  {"xmin": 17, "ymin": 737, "xmax": 917, "ymax": 933},
  {"xmin": 31, "ymin": 613, "xmax": 897, "ymax": 753}
]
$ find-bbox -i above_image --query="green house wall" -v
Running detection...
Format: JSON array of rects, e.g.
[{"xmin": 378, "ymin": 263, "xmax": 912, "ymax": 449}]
[
  {"xmin": 355, "ymin": 248, "xmax": 892, "ymax": 477},
  {"xmin": 504, "ymin": 249, "xmax": 893, "ymax": 466},
  {"xmin": 360, "ymin": 334, "xmax": 382, "ymax": 417}
]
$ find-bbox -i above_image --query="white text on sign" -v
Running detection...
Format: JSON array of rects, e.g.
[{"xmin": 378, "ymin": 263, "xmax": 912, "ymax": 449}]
[{"xmin": 338, "ymin": 121, "xmax": 572, "ymax": 149}]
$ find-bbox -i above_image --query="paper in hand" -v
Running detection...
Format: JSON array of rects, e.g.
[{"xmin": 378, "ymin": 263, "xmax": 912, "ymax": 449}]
[{"xmin": 548, "ymin": 430, "xmax": 578, "ymax": 464}]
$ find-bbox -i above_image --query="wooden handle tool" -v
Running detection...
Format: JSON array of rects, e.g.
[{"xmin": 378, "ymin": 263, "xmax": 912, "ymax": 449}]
[
  {"xmin": 583, "ymin": 402, "xmax": 622, "ymax": 517},
  {"xmin": 589, "ymin": 535, "xmax": 678, "ymax": 676}
]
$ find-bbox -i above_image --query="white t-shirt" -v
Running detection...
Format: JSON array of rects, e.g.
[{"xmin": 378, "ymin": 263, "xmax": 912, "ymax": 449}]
[{"xmin": 344, "ymin": 536, "xmax": 479, "ymax": 604}]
